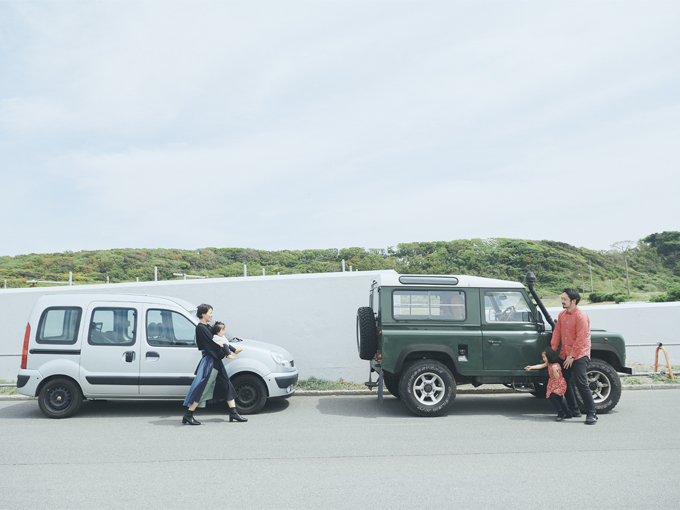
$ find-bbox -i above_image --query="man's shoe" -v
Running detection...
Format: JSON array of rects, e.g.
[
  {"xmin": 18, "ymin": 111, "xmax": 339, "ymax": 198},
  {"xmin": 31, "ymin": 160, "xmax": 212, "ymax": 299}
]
[
  {"xmin": 564, "ymin": 412, "xmax": 573, "ymax": 419},
  {"xmin": 571, "ymin": 411, "xmax": 582, "ymax": 418},
  {"xmin": 585, "ymin": 415, "xmax": 597, "ymax": 425}
]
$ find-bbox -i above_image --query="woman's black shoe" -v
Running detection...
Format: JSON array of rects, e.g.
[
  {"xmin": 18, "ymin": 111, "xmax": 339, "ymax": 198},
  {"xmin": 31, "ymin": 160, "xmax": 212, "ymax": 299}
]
[
  {"xmin": 229, "ymin": 409, "xmax": 248, "ymax": 422},
  {"xmin": 182, "ymin": 413, "xmax": 201, "ymax": 425}
]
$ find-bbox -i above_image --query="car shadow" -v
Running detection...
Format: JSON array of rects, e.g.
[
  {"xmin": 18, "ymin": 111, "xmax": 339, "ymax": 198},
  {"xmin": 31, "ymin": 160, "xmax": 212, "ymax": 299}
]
[
  {"xmin": 0, "ymin": 397, "xmax": 290, "ymax": 424},
  {"xmin": 315, "ymin": 393, "xmax": 597, "ymax": 421}
]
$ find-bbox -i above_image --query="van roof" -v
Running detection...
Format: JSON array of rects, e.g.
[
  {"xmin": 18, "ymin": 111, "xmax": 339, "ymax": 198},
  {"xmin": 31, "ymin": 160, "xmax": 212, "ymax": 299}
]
[
  {"xmin": 373, "ymin": 273, "xmax": 525, "ymax": 289},
  {"xmin": 33, "ymin": 294, "xmax": 197, "ymax": 312}
]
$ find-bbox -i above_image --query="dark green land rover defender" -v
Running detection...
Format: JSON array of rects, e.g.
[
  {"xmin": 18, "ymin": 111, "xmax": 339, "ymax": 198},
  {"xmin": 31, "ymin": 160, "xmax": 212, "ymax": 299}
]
[{"xmin": 356, "ymin": 272, "xmax": 632, "ymax": 417}]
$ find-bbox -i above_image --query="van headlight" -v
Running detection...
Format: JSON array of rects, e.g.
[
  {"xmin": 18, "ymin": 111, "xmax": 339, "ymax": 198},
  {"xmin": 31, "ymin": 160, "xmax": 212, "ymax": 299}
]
[{"xmin": 271, "ymin": 351, "xmax": 292, "ymax": 368}]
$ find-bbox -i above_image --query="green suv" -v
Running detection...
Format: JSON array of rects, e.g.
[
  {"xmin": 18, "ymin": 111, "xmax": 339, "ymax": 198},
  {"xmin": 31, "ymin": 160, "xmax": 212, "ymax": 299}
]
[{"xmin": 356, "ymin": 272, "xmax": 632, "ymax": 417}]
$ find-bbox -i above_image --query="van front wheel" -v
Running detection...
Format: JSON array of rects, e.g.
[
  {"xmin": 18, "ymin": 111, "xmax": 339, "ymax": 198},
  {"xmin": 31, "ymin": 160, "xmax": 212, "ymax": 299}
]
[{"xmin": 38, "ymin": 378, "xmax": 83, "ymax": 419}]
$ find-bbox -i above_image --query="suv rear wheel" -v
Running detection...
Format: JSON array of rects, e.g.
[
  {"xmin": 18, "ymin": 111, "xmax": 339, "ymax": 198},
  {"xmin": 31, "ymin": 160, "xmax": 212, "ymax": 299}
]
[{"xmin": 399, "ymin": 360, "xmax": 456, "ymax": 417}]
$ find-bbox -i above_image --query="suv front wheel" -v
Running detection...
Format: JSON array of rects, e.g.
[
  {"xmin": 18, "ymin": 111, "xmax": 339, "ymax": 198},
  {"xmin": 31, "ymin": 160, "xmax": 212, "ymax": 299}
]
[{"xmin": 399, "ymin": 360, "xmax": 456, "ymax": 417}]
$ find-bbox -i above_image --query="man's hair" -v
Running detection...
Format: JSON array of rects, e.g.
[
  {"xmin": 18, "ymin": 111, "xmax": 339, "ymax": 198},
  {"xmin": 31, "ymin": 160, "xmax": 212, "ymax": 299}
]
[
  {"xmin": 211, "ymin": 321, "xmax": 225, "ymax": 335},
  {"xmin": 543, "ymin": 347, "xmax": 560, "ymax": 364},
  {"xmin": 563, "ymin": 288, "xmax": 580, "ymax": 305},
  {"xmin": 197, "ymin": 303, "xmax": 212, "ymax": 319}
]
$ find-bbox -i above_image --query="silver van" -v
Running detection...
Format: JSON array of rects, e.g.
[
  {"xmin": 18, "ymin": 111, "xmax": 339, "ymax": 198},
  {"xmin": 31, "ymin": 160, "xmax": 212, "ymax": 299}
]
[{"xmin": 16, "ymin": 294, "xmax": 298, "ymax": 418}]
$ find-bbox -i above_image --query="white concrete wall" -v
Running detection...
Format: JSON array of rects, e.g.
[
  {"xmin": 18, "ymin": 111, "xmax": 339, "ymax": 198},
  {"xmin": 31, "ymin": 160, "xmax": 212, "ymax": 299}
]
[
  {"xmin": 0, "ymin": 270, "xmax": 390, "ymax": 383},
  {"xmin": 1, "ymin": 273, "xmax": 678, "ymax": 383},
  {"xmin": 547, "ymin": 302, "xmax": 680, "ymax": 367}
]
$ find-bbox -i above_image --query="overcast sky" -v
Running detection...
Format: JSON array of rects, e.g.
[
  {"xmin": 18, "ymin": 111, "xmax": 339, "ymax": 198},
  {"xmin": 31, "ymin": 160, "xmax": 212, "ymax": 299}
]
[{"xmin": 1, "ymin": 1, "xmax": 678, "ymax": 257}]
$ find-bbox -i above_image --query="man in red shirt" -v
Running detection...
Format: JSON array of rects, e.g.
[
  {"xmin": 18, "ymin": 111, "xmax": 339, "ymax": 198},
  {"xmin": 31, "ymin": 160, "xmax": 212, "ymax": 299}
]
[{"xmin": 550, "ymin": 288, "xmax": 597, "ymax": 425}]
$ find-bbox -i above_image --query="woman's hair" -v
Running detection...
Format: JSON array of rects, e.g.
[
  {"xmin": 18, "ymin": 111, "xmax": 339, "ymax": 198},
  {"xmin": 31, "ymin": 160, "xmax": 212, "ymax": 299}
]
[
  {"xmin": 197, "ymin": 303, "xmax": 212, "ymax": 319},
  {"xmin": 543, "ymin": 347, "xmax": 560, "ymax": 364},
  {"xmin": 211, "ymin": 322, "xmax": 225, "ymax": 335}
]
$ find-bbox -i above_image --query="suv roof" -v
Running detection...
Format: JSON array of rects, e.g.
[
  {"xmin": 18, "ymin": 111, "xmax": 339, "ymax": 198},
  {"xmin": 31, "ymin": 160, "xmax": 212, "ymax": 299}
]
[{"xmin": 374, "ymin": 272, "xmax": 525, "ymax": 289}]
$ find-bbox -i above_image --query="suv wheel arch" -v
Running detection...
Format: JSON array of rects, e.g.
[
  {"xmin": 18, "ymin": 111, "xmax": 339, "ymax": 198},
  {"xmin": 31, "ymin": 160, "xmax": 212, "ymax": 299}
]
[{"xmin": 394, "ymin": 344, "xmax": 462, "ymax": 377}]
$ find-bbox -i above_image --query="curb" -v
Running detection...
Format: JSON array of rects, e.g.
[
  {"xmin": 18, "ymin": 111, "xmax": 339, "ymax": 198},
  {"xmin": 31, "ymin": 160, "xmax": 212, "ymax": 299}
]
[{"xmin": 2, "ymin": 384, "xmax": 678, "ymax": 401}]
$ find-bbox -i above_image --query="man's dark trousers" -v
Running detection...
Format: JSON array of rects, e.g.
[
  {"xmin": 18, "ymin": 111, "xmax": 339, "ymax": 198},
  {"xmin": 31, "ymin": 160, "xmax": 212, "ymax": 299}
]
[{"xmin": 562, "ymin": 357, "xmax": 596, "ymax": 417}]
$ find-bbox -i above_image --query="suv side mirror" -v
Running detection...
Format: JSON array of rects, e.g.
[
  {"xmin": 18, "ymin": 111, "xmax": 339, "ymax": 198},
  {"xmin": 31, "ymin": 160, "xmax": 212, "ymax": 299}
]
[{"xmin": 536, "ymin": 311, "xmax": 545, "ymax": 333}]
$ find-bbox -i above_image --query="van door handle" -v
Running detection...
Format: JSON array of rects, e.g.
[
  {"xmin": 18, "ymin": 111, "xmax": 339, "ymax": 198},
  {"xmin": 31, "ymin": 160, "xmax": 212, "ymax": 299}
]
[
  {"xmin": 146, "ymin": 351, "xmax": 160, "ymax": 362},
  {"xmin": 124, "ymin": 351, "xmax": 136, "ymax": 362},
  {"xmin": 487, "ymin": 340, "xmax": 502, "ymax": 345}
]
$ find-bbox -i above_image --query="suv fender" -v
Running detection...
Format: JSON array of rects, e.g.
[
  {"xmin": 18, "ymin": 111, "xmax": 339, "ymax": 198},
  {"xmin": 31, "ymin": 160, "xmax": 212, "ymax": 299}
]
[
  {"xmin": 590, "ymin": 345, "xmax": 626, "ymax": 372},
  {"xmin": 394, "ymin": 344, "xmax": 462, "ymax": 377}
]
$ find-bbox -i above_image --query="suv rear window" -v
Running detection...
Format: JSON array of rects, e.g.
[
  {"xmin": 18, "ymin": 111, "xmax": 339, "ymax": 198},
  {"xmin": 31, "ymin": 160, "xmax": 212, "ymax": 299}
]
[
  {"xmin": 36, "ymin": 307, "xmax": 82, "ymax": 344},
  {"xmin": 393, "ymin": 290, "xmax": 466, "ymax": 321}
]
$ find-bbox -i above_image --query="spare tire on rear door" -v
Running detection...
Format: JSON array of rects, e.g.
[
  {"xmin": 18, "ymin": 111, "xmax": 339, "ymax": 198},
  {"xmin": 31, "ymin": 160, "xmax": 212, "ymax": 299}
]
[{"xmin": 356, "ymin": 307, "xmax": 378, "ymax": 360}]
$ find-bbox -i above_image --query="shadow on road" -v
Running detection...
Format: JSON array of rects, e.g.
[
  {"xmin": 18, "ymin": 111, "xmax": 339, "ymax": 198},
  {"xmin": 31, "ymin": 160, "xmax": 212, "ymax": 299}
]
[
  {"xmin": 0, "ymin": 397, "xmax": 290, "ymax": 424},
  {"xmin": 316, "ymin": 393, "xmax": 603, "ymax": 422}
]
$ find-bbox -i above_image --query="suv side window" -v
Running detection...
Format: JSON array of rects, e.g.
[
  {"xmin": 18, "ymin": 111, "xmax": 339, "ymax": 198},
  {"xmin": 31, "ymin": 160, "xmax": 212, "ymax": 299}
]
[
  {"xmin": 36, "ymin": 307, "xmax": 82, "ymax": 344},
  {"xmin": 146, "ymin": 309, "xmax": 196, "ymax": 346},
  {"xmin": 89, "ymin": 308, "xmax": 137, "ymax": 345},
  {"xmin": 393, "ymin": 290, "xmax": 466, "ymax": 321},
  {"xmin": 484, "ymin": 291, "xmax": 534, "ymax": 323}
]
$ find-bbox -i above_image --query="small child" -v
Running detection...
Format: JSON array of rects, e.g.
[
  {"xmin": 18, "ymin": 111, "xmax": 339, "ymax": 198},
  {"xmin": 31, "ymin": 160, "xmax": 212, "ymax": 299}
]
[
  {"xmin": 525, "ymin": 347, "xmax": 570, "ymax": 421},
  {"xmin": 211, "ymin": 321, "xmax": 243, "ymax": 360}
]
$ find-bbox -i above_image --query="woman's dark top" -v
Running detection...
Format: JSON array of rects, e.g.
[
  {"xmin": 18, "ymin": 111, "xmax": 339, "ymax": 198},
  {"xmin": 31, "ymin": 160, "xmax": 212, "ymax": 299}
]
[{"xmin": 196, "ymin": 322, "xmax": 227, "ymax": 360}]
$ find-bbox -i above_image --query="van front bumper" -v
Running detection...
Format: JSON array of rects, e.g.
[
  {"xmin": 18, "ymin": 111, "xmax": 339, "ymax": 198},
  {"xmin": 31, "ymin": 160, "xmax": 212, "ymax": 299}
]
[{"xmin": 264, "ymin": 369, "xmax": 298, "ymax": 398}]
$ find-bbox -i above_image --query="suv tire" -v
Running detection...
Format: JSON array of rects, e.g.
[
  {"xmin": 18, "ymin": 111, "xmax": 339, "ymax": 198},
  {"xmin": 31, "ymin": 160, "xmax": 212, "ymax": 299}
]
[
  {"xmin": 575, "ymin": 358, "xmax": 621, "ymax": 414},
  {"xmin": 232, "ymin": 374, "xmax": 268, "ymax": 415},
  {"xmin": 399, "ymin": 360, "xmax": 456, "ymax": 417},
  {"xmin": 356, "ymin": 307, "xmax": 378, "ymax": 360},
  {"xmin": 38, "ymin": 378, "xmax": 83, "ymax": 419}
]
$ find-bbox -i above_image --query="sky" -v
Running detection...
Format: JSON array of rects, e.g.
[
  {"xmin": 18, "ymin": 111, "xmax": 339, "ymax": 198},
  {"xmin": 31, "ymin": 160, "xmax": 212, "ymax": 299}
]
[{"xmin": 1, "ymin": 1, "xmax": 678, "ymax": 257}]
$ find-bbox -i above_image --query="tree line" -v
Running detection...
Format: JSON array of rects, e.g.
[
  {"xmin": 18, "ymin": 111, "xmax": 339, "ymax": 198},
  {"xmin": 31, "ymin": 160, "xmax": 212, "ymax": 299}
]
[{"xmin": 1, "ymin": 231, "xmax": 679, "ymax": 297}]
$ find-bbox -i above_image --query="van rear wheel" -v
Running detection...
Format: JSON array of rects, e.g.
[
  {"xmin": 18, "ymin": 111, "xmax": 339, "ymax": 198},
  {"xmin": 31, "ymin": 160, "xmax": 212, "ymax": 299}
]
[{"xmin": 38, "ymin": 378, "xmax": 83, "ymax": 419}]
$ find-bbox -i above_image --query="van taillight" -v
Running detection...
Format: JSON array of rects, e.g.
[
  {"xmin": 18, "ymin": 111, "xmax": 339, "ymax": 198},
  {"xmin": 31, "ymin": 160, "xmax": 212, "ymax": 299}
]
[{"xmin": 21, "ymin": 323, "xmax": 30, "ymax": 369}]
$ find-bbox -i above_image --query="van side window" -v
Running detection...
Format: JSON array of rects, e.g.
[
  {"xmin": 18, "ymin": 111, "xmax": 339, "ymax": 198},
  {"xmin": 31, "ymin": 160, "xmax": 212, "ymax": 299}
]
[
  {"xmin": 36, "ymin": 307, "xmax": 82, "ymax": 344},
  {"xmin": 89, "ymin": 308, "xmax": 137, "ymax": 346},
  {"xmin": 146, "ymin": 310, "xmax": 196, "ymax": 346},
  {"xmin": 393, "ymin": 290, "xmax": 466, "ymax": 321}
]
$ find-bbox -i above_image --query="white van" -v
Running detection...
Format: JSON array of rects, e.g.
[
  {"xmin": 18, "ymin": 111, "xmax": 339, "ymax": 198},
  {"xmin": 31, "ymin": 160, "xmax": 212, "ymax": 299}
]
[{"xmin": 16, "ymin": 294, "xmax": 298, "ymax": 418}]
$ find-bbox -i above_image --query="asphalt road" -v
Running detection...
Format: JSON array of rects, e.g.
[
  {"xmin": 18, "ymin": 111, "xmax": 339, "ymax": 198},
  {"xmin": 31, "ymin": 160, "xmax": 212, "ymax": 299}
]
[{"xmin": 1, "ymin": 390, "xmax": 679, "ymax": 510}]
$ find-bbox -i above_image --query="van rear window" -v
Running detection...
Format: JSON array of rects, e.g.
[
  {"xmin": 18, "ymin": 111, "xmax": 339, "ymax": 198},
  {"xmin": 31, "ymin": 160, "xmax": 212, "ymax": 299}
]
[{"xmin": 36, "ymin": 307, "xmax": 82, "ymax": 344}]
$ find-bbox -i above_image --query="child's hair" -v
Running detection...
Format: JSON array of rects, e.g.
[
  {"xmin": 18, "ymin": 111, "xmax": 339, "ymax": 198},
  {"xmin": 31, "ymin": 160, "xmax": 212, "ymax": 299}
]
[
  {"xmin": 211, "ymin": 321, "xmax": 225, "ymax": 335},
  {"xmin": 543, "ymin": 347, "xmax": 560, "ymax": 364}
]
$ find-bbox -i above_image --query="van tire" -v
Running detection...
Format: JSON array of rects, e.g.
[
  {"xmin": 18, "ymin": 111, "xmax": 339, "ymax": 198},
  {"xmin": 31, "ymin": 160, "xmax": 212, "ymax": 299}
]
[
  {"xmin": 38, "ymin": 378, "xmax": 83, "ymax": 419},
  {"xmin": 399, "ymin": 360, "xmax": 456, "ymax": 417},
  {"xmin": 232, "ymin": 374, "xmax": 267, "ymax": 415},
  {"xmin": 356, "ymin": 307, "xmax": 378, "ymax": 360}
]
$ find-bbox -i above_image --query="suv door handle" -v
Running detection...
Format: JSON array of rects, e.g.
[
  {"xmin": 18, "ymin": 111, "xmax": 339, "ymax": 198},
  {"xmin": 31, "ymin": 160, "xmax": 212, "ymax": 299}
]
[
  {"xmin": 487, "ymin": 340, "xmax": 502, "ymax": 345},
  {"xmin": 123, "ymin": 351, "xmax": 136, "ymax": 362}
]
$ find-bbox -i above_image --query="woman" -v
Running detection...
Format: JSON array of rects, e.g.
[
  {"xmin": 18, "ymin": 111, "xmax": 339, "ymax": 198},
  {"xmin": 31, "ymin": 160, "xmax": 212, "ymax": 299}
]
[{"xmin": 182, "ymin": 303, "xmax": 247, "ymax": 425}]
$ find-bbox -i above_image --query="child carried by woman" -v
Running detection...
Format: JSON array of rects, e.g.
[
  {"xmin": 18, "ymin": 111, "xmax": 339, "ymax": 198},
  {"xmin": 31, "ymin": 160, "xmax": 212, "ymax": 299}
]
[
  {"xmin": 211, "ymin": 321, "xmax": 242, "ymax": 359},
  {"xmin": 525, "ymin": 347, "xmax": 571, "ymax": 421}
]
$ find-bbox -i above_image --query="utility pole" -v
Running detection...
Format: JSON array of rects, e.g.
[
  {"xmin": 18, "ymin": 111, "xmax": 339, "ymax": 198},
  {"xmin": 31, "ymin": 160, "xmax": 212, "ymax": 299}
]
[
  {"xmin": 579, "ymin": 273, "xmax": 585, "ymax": 294},
  {"xmin": 624, "ymin": 255, "xmax": 631, "ymax": 295},
  {"xmin": 589, "ymin": 262, "xmax": 593, "ymax": 292}
]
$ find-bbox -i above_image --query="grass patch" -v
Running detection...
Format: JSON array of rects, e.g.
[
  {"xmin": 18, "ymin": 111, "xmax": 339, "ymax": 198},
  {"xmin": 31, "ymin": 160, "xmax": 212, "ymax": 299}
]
[
  {"xmin": 297, "ymin": 377, "xmax": 367, "ymax": 391},
  {"xmin": 0, "ymin": 380, "xmax": 18, "ymax": 395},
  {"xmin": 622, "ymin": 378, "xmax": 642, "ymax": 385}
]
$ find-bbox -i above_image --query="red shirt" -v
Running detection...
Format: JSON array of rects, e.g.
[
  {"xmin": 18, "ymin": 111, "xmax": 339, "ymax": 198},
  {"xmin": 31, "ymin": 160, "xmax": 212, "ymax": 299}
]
[{"xmin": 550, "ymin": 306, "xmax": 591, "ymax": 361}]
